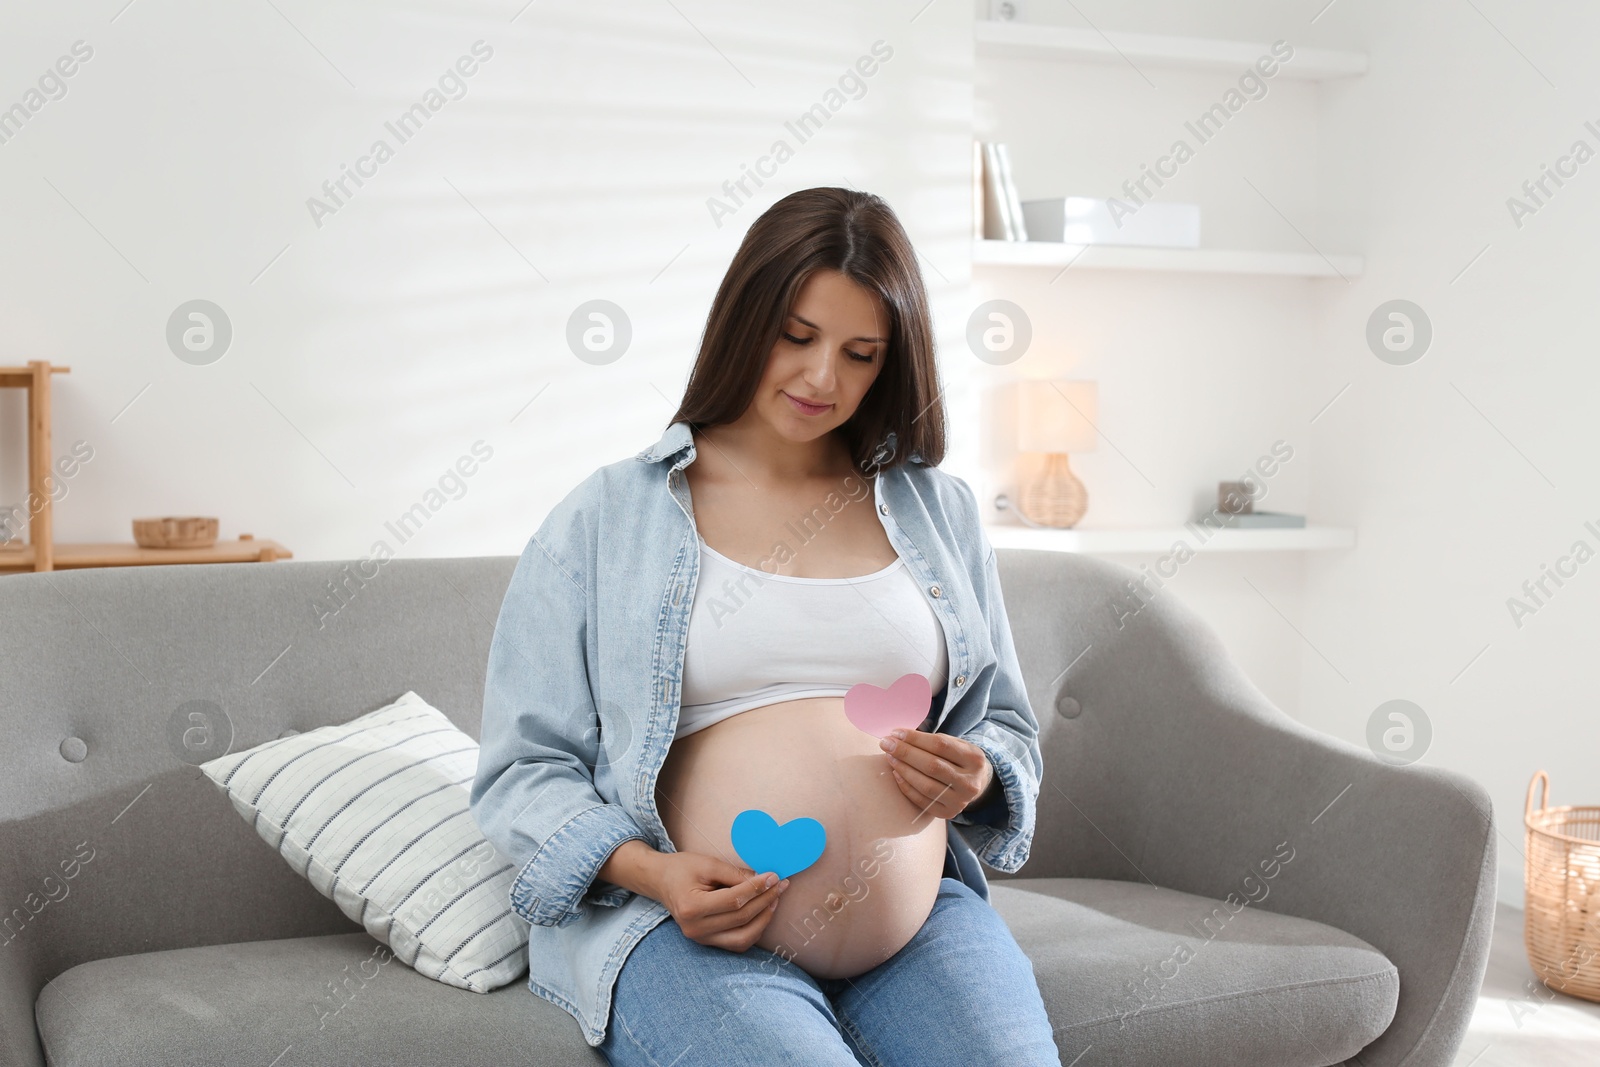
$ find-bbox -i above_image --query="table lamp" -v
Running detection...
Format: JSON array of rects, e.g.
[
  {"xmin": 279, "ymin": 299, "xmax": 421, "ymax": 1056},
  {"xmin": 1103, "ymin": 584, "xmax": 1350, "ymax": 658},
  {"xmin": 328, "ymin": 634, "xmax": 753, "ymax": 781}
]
[{"xmin": 1017, "ymin": 379, "xmax": 1098, "ymax": 528}]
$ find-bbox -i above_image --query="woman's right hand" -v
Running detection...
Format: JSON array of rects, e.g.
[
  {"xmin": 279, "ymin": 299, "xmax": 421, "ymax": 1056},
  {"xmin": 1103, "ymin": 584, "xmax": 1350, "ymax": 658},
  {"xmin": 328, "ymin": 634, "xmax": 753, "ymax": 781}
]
[{"xmin": 651, "ymin": 851, "xmax": 789, "ymax": 952}]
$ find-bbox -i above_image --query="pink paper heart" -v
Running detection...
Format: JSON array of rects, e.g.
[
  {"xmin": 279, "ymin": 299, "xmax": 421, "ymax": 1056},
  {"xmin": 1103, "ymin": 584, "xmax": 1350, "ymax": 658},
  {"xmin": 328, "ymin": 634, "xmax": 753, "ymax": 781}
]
[{"xmin": 844, "ymin": 673, "xmax": 932, "ymax": 738}]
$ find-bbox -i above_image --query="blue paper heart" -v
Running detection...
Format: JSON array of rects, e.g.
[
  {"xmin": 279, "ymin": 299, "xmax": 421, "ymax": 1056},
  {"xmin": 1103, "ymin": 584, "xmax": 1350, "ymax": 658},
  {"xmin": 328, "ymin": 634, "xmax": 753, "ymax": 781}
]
[{"xmin": 730, "ymin": 809, "xmax": 826, "ymax": 880}]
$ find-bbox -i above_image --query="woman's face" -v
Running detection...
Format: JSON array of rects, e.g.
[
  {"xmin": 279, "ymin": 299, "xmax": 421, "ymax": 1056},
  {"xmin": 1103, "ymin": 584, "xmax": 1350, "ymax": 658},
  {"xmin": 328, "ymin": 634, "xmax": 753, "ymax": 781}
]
[{"xmin": 749, "ymin": 268, "xmax": 889, "ymax": 446}]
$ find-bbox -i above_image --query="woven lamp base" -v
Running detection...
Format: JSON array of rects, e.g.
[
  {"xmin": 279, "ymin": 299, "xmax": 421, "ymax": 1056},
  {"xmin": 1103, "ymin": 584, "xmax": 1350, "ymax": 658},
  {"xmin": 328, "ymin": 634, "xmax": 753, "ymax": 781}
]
[{"xmin": 1019, "ymin": 453, "xmax": 1088, "ymax": 528}]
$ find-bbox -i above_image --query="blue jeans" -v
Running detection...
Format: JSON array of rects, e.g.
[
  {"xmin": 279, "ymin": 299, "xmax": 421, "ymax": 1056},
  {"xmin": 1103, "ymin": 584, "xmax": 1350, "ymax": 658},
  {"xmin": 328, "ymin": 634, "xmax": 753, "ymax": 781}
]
[{"xmin": 599, "ymin": 877, "xmax": 1061, "ymax": 1066}]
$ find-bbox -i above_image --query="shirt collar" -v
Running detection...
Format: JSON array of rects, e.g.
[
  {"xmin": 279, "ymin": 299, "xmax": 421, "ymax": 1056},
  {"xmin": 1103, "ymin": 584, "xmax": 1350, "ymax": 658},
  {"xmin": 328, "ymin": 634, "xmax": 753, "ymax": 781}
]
[
  {"xmin": 636, "ymin": 420, "xmax": 695, "ymax": 465},
  {"xmin": 637, "ymin": 420, "xmax": 922, "ymax": 467}
]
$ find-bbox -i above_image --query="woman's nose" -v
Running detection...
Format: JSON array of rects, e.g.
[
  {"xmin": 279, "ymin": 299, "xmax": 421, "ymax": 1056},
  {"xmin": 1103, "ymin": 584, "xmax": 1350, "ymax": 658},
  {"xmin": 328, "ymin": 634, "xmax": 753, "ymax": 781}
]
[{"xmin": 804, "ymin": 348, "xmax": 842, "ymax": 390}]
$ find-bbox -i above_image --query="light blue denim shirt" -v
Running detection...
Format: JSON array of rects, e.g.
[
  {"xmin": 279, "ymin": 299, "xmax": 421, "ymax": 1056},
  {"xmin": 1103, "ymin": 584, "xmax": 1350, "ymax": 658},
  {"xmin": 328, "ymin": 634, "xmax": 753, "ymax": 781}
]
[{"xmin": 470, "ymin": 419, "xmax": 1042, "ymax": 1047}]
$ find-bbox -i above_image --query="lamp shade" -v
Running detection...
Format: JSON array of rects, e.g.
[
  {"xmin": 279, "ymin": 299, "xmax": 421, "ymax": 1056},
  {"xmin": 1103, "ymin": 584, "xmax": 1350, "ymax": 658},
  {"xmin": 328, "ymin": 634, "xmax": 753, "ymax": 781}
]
[{"xmin": 1017, "ymin": 379, "xmax": 1098, "ymax": 453}]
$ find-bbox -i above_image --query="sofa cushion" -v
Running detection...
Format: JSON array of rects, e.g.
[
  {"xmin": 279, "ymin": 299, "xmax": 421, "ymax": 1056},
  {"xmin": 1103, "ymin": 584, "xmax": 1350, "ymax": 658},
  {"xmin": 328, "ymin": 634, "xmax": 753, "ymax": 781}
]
[
  {"xmin": 35, "ymin": 932, "xmax": 604, "ymax": 1067},
  {"xmin": 36, "ymin": 878, "xmax": 1399, "ymax": 1067},
  {"xmin": 990, "ymin": 879, "xmax": 1400, "ymax": 1066},
  {"xmin": 198, "ymin": 690, "xmax": 527, "ymax": 993}
]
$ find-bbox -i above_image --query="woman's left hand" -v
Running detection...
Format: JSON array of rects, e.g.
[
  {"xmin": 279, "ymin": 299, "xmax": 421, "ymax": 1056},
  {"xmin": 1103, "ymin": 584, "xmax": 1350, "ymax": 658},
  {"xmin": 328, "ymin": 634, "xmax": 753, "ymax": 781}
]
[{"xmin": 879, "ymin": 727, "xmax": 995, "ymax": 820}]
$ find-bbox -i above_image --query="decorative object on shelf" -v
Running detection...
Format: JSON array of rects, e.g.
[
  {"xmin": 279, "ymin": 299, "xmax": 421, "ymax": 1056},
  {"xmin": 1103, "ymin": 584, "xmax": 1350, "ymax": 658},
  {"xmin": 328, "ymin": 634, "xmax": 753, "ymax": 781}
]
[
  {"xmin": 1217, "ymin": 480, "xmax": 1254, "ymax": 514},
  {"xmin": 132, "ymin": 516, "xmax": 220, "ymax": 550},
  {"xmin": 1524, "ymin": 770, "xmax": 1600, "ymax": 1004},
  {"xmin": 1022, "ymin": 196, "xmax": 1200, "ymax": 249},
  {"xmin": 1015, "ymin": 379, "xmax": 1097, "ymax": 529},
  {"xmin": 977, "ymin": 141, "xmax": 1027, "ymax": 240}
]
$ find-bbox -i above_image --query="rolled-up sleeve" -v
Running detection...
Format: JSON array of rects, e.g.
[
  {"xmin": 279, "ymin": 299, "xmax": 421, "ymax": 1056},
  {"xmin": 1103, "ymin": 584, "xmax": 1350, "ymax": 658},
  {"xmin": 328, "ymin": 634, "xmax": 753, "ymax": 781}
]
[
  {"xmin": 947, "ymin": 509, "xmax": 1042, "ymax": 873},
  {"xmin": 470, "ymin": 520, "xmax": 651, "ymax": 928}
]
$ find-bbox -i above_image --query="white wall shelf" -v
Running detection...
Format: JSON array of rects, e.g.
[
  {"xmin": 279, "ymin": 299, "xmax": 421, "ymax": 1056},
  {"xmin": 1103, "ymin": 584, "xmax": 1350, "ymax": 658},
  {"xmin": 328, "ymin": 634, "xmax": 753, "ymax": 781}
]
[
  {"xmin": 975, "ymin": 20, "xmax": 1369, "ymax": 80},
  {"xmin": 973, "ymin": 239, "xmax": 1363, "ymax": 278},
  {"xmin": 986, "ymin": 524, "xmax": 1357, "ymax": 555}
]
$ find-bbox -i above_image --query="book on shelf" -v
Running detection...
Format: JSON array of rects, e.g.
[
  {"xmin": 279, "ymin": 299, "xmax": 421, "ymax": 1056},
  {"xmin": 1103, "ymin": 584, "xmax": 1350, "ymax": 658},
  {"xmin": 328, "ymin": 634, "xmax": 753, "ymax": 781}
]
[
  {"xmin": 979, "ymin": 142, "xmax": 1010, "ymax": 239},
  {"xmin": 995, "ymin": 143, "xmax": 1027, "ymax": 240},
  {"xmin": 977, "ymin": 141, "xmax": 1028, "ymax": 240},
  {"xmin": 971, "ymin": 140, "xmax": 985, "ymax": 240}
]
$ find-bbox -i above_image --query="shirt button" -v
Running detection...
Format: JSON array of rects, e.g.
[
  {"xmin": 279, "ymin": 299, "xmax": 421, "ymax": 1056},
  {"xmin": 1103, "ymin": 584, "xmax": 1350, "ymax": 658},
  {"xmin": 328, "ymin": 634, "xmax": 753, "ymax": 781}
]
[
  {"xmin": 930, "ymin": 584, "xmax": 941, "ymax": 598},
  {"xmin": 955, "ymin": 674, "xmax": 966, "ymax": 687},
  {"xmin": 878, "ymin": 504, "xmax": 888, "ymax": 515}
]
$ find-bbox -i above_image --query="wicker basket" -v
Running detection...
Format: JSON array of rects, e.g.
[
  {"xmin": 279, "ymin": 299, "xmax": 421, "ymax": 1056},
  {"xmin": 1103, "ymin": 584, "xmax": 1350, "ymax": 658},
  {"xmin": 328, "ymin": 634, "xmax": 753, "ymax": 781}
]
[{"xmin": 1524, "ymin": 770, "xmax": 1600, "ymax": 1002}]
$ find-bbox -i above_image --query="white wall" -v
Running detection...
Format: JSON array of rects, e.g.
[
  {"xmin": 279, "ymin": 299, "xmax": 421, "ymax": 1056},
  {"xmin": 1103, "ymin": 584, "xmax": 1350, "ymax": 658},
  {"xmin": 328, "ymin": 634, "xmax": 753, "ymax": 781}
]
[
  {"xmin": 7, "ymin": 0, "xmax": 1589, "ymax": 909},
  {"xmin": 0, "ymin": 0, "xmax": 975, "ymax": 561},
  {"xmin": 1306, "ymin": 0, "xmax": 1600, "ymax": 910}
]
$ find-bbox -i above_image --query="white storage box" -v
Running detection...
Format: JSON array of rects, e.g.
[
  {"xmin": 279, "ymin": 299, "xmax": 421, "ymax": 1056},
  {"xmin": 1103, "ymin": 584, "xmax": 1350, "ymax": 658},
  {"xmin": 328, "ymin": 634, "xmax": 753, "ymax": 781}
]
[{"xmin": 1022, "ymin": 196, "xmax": 1201, "ymax": 248}]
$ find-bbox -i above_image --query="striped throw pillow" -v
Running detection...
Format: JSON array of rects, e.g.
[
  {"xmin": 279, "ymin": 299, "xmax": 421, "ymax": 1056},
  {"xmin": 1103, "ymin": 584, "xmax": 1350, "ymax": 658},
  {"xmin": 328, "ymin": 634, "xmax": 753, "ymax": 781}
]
[{"xmin": 199, "ymin": 691, "xmax": 526, "ymax": 993}]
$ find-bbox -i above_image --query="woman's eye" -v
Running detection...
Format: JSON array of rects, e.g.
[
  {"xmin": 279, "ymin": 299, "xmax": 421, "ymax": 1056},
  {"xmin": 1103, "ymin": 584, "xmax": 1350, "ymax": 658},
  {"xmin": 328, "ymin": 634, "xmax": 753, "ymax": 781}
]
[{"xmin": 782, "ymin": 331, "xmax": 873, "ymax": 363}]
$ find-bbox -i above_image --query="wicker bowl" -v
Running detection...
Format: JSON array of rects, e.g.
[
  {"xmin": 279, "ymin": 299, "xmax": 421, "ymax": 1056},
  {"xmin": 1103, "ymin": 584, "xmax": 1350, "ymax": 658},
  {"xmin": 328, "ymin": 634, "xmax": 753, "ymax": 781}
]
[
  {"xmin": 132, "ymin": 516, "xmax": 219, "ymax": 549},
  {"xmin": 1524, "ymin": 770, "xmax": 1600, "ymax": 1003}
]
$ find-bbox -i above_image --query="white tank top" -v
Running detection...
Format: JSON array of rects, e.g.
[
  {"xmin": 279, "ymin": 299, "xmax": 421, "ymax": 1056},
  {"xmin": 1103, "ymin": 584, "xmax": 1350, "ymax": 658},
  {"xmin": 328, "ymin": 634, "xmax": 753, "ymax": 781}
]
[{"xmin": 675, "ymin": 535, "xmax": 950, "ymax": 739}]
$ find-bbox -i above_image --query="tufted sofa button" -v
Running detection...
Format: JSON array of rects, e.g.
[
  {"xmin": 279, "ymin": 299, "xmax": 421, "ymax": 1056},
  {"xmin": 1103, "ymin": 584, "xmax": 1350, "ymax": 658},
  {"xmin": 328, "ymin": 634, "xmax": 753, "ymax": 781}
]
[
  {"xmin": 1056, "ymin": 695, "xmax": 1081, "ymax": 719},
  {"xmin": 60, "ymin": 737, "xmax": 88, "ymax": 763}
]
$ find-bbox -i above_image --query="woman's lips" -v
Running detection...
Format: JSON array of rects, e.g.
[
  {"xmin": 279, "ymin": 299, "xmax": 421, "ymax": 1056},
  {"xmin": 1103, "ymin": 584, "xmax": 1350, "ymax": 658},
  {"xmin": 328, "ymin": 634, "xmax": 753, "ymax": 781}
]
[{"xmin": 784, "ymin": 391, "xmax": 832, "ymax": 416}]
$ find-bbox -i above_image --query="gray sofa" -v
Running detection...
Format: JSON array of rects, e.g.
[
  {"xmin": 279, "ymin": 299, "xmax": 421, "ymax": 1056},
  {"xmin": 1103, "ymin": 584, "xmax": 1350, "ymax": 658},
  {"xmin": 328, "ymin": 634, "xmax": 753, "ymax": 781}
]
[{"xmin": 0, "ymin": 549, "xmax": 1494, "ymax": 1066}]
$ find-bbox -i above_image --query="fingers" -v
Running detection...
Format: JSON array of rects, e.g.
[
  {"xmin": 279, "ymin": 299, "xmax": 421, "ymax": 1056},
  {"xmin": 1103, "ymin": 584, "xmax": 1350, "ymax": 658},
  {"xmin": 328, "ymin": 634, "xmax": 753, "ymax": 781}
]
[
  {"xmin": 714, "ymin": 871, "xmax": 778, "ymax": 910},
  {"xmin": 684, "ymin": 873, "xmax": 788, "ymax": 947},
  {"xmin": 889, "ymin": 726, "xmax": 972, "ymax": 767},
  {"xmin": 887, "ymin": 729, "xmax": 975, "ymax": 782},
  {"xmin": 697, "ymin": 872, "xmax": 787, "ymax": 935},
  {"xmin": 710, "ymin": 857, "xmax": 759, "ymax": 889},
  {"xmin": 702, "ymin": 894, "xmax": 781, "ymax": 951},
  {"xmin": 706, "ymin": 886, "xmax": 784, "ymax": 942},
  {"xmin": 716, "ymin": 876, "xmax": 784, "ymax": 927},
  {"xmin": 891, "ymin": 756, "xmax": 959, "ymax": 816}
]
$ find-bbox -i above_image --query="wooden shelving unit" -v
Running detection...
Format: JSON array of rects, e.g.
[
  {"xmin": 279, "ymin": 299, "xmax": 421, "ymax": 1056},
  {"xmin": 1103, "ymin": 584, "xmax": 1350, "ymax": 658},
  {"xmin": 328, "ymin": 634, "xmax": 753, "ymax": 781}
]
[
  {"xmin": 0, "ymin": 361, "xmax": 70, "ymax": 571},
  {"xmin": 0, "ymin": 535, "xmax": 292, "ymax": 572},
  {"xmin": 0, "ymin": 359, "xmax": 293, "ymax": 574}
]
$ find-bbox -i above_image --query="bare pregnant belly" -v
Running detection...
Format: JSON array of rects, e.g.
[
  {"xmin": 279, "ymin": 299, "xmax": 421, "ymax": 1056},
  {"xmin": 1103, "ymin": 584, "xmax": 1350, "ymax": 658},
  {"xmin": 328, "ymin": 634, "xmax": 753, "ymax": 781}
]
[{"xmin": 654, "ymin": 696, "xmax": 948, "ymax": 979}]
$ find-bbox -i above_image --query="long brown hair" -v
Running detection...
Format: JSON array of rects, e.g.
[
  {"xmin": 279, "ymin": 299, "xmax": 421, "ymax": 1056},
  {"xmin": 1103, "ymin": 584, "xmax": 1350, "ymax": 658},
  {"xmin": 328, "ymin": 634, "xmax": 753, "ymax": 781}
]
[{"xmin": 667, "ymin": 187, "xmax": 945, "ymax": 471}]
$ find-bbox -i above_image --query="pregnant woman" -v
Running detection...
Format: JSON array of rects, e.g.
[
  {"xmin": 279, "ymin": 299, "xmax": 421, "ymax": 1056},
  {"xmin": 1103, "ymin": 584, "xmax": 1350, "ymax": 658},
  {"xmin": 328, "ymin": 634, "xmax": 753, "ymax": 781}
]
[{"xmin": 472, "ymin": 187, "xmax": 1059, "ymax": 1066}]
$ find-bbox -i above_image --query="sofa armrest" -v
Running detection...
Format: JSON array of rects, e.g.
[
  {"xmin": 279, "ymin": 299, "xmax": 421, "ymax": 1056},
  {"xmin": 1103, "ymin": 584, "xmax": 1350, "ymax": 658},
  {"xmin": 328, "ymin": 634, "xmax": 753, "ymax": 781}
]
[
  {"xmin": 0, "ymin": 847, "xmax": 49, "ymax": 1067},
  {"xmin": 993, "ymin": 549, "xmax": 1496, "ymax": 1067},
  {"xmin": 0, "ymin": 962, "xmax": 46, "ymax": 1067}
]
